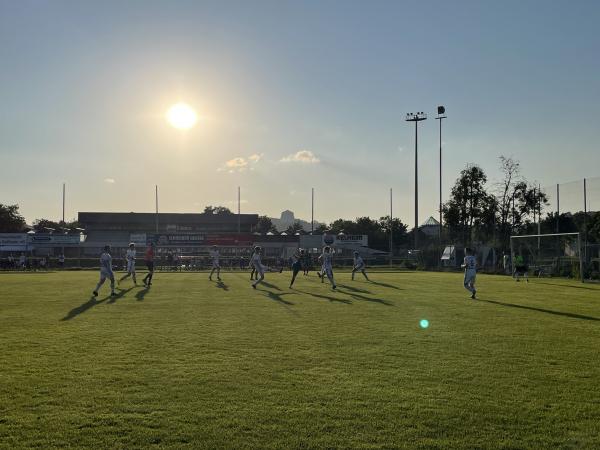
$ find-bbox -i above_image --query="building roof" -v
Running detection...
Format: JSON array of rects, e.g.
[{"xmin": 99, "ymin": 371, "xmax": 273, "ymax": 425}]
[
  {"xmin": 421, "ymin": 216, "xmax": 440, "ymax": 227},
  {"xmin": 79, "ymin": 212, "xmax": 259, "ymax": 226}
]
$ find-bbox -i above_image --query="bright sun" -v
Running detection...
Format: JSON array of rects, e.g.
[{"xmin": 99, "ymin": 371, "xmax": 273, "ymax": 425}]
[{"xmin": 166, "ymin": 102, "xmax": 198, "ymax": 130}]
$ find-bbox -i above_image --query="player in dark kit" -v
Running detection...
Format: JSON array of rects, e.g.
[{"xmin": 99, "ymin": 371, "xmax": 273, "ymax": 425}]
[
  {"xmin": 142, "ymin": 242, "xmax": 155, "ymax": 287},
  {"xmin": 289, "ymin": 248, "xmax": 305, "ymax": 288}
]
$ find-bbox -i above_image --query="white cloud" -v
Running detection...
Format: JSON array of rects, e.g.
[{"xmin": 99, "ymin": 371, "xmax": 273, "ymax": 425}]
[
  {"xmin": 280, "ymin": 150, "xmax": 320, "ymax": 164},
  {"xmin": 104, "ymin": 178, "xmax": 115, "ymax": 184},
  {"xmin": 219, "ymin": 153, "xmax": 264, "ymax": 173},
  {"xmin": 225, "ymin": 157, "xmax": 248, "ymax": 169},
  {"xmin": 248, "ymin": 153, "xmax": 263, "ymax": 163}
]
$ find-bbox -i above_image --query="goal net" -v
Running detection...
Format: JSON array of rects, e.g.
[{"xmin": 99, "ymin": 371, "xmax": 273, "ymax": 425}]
[{"xmin": 510, "ymin": 232, "xmax": 584, "ymax": 282}]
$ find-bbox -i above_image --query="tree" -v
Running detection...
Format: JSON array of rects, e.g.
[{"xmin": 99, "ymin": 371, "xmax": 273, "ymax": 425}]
[
  {"xmin": 314, "ymin": 223, "xmax": 328, "ymax": 234},
  {"xmin": 285, "ymin": 221, "xmax": 304, "ymax": 235},
  {"xmin": 378, "ymin": 216, "xmax": 409, "ymax": 248},
  {"xmin": 0, "ymin": 204, "xmax": 26, "ymax": 232},
  {"xmin": 495, "ymin": 156, "xmax": 548, "ymax": 249},
  {"xmin": 443, "ymin": 164, "xmax": 495, "ymax": 245},
  {"xmin": 254, "ymin": 216, "xmax": 277, "ymax": 233},
  {"xmin": 32, "ymin": 218, "xmax": 81, "ymax": 233},
  {"xmin": 203, "ymin": 206, "xmax": 232, "ymax": 214}
]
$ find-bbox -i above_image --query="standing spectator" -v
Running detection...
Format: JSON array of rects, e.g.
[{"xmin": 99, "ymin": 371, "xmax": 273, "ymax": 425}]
[{"xmin": 58, "ymin": 253, "xmax": 65, "ymax": 269}]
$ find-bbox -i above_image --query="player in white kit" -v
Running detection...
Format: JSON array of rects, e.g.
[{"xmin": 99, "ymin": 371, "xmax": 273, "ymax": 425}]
[
  {"xmin": 119, "ymin": 243, "xmax": 137, "ymax": 285},
  {"xmin": 461, "ymin": 247, "xmax": 477, "ymax": 299},
  {"xmin": 93, "ymin": 245, "xmax": 116, "ymax": 297},
  {"xmin": 318, "ymin": 246, "xmax": 337, "ymax": 289},
  {"xmin": 351, "ymin": 251, "xmax": 369, "ymax": 281},
  {"xmin": 250, "ymin": 246, "xmax": 265, "ymax": 288},
  {"xmin": 209, "ymin": 245, "xmax": 221, "ymax": 281}
]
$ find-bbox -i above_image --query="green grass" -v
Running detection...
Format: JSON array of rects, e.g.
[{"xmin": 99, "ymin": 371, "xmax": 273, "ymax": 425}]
[{"xmin": 1, "ymin": 270, "xmax": 599, "ymax": 449}]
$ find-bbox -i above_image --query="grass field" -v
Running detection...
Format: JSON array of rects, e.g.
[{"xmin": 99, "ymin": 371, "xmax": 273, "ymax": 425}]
[{"xmin": 1, "ymin": 270, "xmax": 599, "ymax": 449}]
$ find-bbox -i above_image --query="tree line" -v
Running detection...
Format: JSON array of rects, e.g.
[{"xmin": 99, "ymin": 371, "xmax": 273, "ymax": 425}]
[{"xmin": 2, "ymin": 155, "xmax": 598, "ymax": 254}]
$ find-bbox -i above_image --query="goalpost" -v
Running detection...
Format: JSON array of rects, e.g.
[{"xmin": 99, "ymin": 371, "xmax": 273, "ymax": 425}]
[{"xmin": 510, "ymin": 232, "xmax": 584, "ymax": 283}]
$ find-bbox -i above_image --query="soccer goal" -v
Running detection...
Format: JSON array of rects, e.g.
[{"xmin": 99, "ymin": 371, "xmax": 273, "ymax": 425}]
[{"xmin": 510, "ymin": 232, "xmax": 584, "ymax": 283}]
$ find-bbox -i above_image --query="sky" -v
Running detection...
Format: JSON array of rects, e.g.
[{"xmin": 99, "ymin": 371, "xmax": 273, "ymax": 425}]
[{"xmin": 1, "ymin": 0, "xmax": 599, "ymax": 227}]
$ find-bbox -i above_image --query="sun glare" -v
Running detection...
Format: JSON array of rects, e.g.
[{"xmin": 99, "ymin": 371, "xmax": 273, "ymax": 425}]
[{"xmin": 166, "ymin": 103, "xmax": 198, "ymax": 130}]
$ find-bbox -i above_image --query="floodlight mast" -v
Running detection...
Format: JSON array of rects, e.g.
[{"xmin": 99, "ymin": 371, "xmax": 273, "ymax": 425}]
[
  {"xmin": 435, "ymin": 106, "xmax": 446, "ymax": 266},
  {"xmin": 405, "ymin": 112, "xmax": 427, "ymax": 250}
]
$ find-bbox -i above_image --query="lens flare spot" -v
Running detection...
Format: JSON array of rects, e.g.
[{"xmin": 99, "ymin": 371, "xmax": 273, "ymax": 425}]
[{"xmin": 419, "ymin": 319, "xmax": 429, "ymax": 329}]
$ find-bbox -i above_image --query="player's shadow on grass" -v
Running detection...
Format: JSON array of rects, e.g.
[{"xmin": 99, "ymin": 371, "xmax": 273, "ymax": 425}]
[
  {"xmin": 258, "ymin": 288, "xmax": 295, "ymax": 306},
  {"xmin": 61, "ymin": 296, "xmax": 108, "ymax": 321},
  {"xmin": 107, "ymin": 287, "xmax": 134, "ymax": 304},
  {"xmin": 297, "ymin": 289, "xmax": 352, "ymax": 305},
  {"xmin": 368, "ymin": 280, "xmax": 402, "ymax": 290},
  {"xmin": 215, "ymin": 280, "xmax": 229, "ymax": 291},
  {"xmin": 534, "ymin": 281, "xmax": 600, "ymax": 291},
  {"xmin": 336, "ymin": 284, "xmax": 371, "ymax": 294},
  {"xmin": 260, "ymin": 281, "xmax": 281, "ymax": 291},
  {"xmin": 482, "ymin": 299, "xmax": 600, "ymax": 322},
  {"xmin": 336, "ymin": 289, "xmax": 394, "ymax": 306},
  {"xmin": 135, "ymin": 287, "xmax": 150, "ymax": 301}
]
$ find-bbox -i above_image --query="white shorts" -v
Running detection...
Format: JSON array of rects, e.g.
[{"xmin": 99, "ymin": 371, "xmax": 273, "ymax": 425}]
[
  {"xmin": 127, "ymin": 260, "xmax": 136, "ymax": 273},
  {"xmin": 212, "ymin": 261, "xmax": 220, "ymax": 269},
  {"xmin": 253, "ymin": 264, "xmax": 264, "ymax": 276},
  {"xmin": 100, "ymin": 269, "xmax": 114, "ymax": 281},
  {"xmin": 464, "ymin": 270, "xmax": 476, "ymax": 285},
  {"xmin": 322, "ymin": 266, "xmax": 333, "ymax": 278}
]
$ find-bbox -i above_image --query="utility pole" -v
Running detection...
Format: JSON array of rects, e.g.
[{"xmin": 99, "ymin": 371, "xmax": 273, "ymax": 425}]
[
  {"xmin": 311, "ymin": 188, "xmax": 314, "ymax": 234},
  {"xmin": 237, "ymin": 186, "xmax": 241, "ymax": 234},
  {"xmin": 405, "ymin": 112, "xmax": 427, "ymax": 250},
  {"xmin": 155, "ymin": 185, "xmax": 159, "ymax": 234},
  {"xmin": 389, "ymin": 188, "xmax": 393, "ymax": 267}
]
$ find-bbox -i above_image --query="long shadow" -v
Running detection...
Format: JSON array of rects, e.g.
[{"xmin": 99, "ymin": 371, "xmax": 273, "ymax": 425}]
[
  {"xmin": 535, "ymin": 281, "xmax": 600, "ymax": 291},
  {"xmin": 482, "ymin": 298, "xmax": 600, "ymax": 322},
  {"xmin": 61, "ymin": 296, "xmax": 108, "ymax": 321},
  {"xmin": 135, "ymin": 287, "xmax": 150, "ymax": 301},
  {"xmin": 336, "ymin": 289, "xmax": 394, "ymax": 306},
  {"xmin": 368, "ymin": 280, "xmax": 403, "ymax": 290},
  {"xmin": 295, "ymin": 289, "xmax": 352, "ymax": 305},
  {"xmin": 107, "ymin": 287, "xmax": 134, "ymax": 304},
  {"xmin": 215, "ymin": 281, "xmax": 229, "ymax": 291},
  {"xmin": 260, "ymin": 281, "xmax": 281, "ymax": 291},
  {"xmin": 336, "ymin": 284, "xmax": 371, "ymax": 294},
  {"xmin": 258, "ymin": 289, "xmax": 295, "ymax": 306}
]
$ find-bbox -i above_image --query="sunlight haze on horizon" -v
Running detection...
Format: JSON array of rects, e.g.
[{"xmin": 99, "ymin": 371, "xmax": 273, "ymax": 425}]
[{"xmin": 1, "ymin": 0, "xmax": 599, "ymax": 225}]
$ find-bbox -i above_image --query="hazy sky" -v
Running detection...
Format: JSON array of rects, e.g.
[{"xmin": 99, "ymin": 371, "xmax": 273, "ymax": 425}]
[{"xmin": 1, "ymin": 0, "xmax": 599, "ymax": 226}]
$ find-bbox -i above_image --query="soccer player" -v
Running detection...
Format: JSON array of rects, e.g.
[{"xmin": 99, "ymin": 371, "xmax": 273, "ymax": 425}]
[
  {"xmin": 461, "ymin": 247, "xmax": 477, "ymax": 299},
  {"xmin": 351, "ymin": 251, "xmax": 369, "ymax": 281},
  {"xmin": 209, "ymin": 245, "xmax": 221, "ymax": 281},
  {"xmin": 289, "ymin": 248, "xmax": 305, "ymax": 288},
  {"xmin": 119, "ymin": 243, "xmax": 137, "ymax": 285},
  {"xmin": 302, "ymin": 250, "xmax": 311, "ymax": 276},
  {"xmin": 93, "ymin": 245, "xmax": 116, "ymax": 297},
  {"xmin": 250, "ymin": 246, "xmax": 265, "ymax": 288},
  {"xmin": 513, "ymin": 254, "xmax": 529, "ymax": 283},
  {"xmin": 142, "ymin": 242, "xmax": 155, "ymax": 287},
  {"xmin": 318, "ymin": 246, "xmax": 337, "ymax": 289}
]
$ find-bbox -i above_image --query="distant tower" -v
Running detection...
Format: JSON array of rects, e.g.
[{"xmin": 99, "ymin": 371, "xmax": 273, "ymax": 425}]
[{"xmin": 280, "ymin": 210, "xmax": 295, "ymax": 224}]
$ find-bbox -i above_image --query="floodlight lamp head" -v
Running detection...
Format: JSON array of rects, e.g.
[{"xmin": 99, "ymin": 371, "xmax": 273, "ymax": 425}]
[{"xmin": 437, "ymin": 105, "xmax": 445, "ymax": 115}]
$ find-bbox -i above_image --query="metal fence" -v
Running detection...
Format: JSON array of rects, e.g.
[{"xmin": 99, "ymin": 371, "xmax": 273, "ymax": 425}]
[{"xmin": 543, "ymin": 176, "xmax": 600, "ymax": 225}]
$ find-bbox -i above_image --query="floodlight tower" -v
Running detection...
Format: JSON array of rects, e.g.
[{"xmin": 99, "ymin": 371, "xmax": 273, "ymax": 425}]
[
  {"xmin": 435, "ymin": 106, "xmax": 446, "ymax": 260},
  {"xmin": 405, "ymin": 111, "xmax": 427, "ymax": 250}
]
